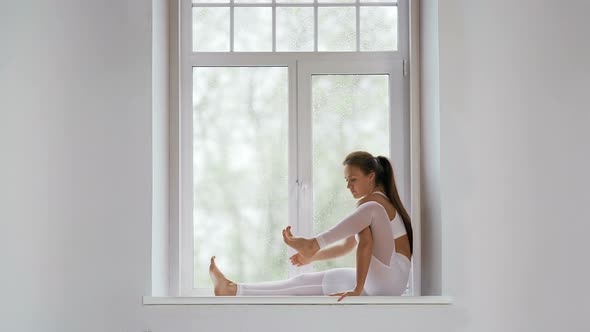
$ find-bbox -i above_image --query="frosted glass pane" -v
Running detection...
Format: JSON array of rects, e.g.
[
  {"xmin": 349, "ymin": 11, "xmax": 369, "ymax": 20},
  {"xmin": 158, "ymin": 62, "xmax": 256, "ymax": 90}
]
[
  {"xmin": 235, "ymin": 0, "xmax": 271, "ymax": 3},
  {"xmin": 318, "ymin": 7, "xmax": 356, "ymax": 51},
  {"xmin": 276, "ymin": 7, "xmax": 314, "ymax": 51},
  {"xmin": 234, "ymin": 8, "xmax": 272, "ymax": 51},
  {"xmin": 193, "ymin": 7, "xmax": 230, "ymax": 52},
  {"xmin": 361, "ymin": 0, "xmax": 397, "ymax": 2},
  {"xmin": 360, "ymin": 6, "xmax": 398, "ymax": 51},
  {"xmin": 311, "ymin": 75, "xmax": 390, "ymax": 272},
  {"xmin": 193, "ymin": 67, "xmax": 289, "ymax": 288},
  {"xmin": 318, "ymin": 0, "xmax": 355, "ymax": 3}
]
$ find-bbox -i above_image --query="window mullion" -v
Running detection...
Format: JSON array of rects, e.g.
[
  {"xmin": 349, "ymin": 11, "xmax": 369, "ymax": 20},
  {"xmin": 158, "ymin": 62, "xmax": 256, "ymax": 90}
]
[
  {"xmin": 272, "ymin": 0, "xmax": 276, "ymax": 52},
  {"xmin": 294, "ymin": 61, "xmax": 315, "ymax": 276},
  {"xmin": 314, "ymin": 0, "xmax": 318, "ymax": 52},
  {"xmin": 356, "ymin": 0, "xmax": 360, "ymax": 52},
  {"xmin": 230, "ymin": 0, "xmax": 234, "ymax": 52},
  {"xmin": 288, "ymin": 60, "xmax": 299, "ymax": 279}
]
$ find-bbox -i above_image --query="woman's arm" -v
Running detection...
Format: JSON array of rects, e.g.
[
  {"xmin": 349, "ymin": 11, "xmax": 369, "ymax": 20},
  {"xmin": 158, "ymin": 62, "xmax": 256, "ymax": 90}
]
[
  {"xmin": 290, "ymin": 236, "xmax": 357, "ymax": 266},
  {"xmin": 311, "ymin": 236, "xmax": 357, "ymax": 261},
  {"xmin": 354, "ymin": 226, "xmax": 373, "ymax": 293},
  {"xmin": 330, "ymin": 226, "xmax": 373, "ymax": 301}
]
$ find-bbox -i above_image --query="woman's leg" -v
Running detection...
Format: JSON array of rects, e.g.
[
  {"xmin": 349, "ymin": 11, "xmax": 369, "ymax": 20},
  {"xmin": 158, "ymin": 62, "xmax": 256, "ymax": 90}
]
[
  {"xmin": 210, "ymin": 257, "xmax": 363, "ymax": 296},
  {"xmin": 283, "ymin": 201, "xmax": 384, "ymax": 258},
  {"xmin": 236, "ymin": 271, "xmax": 326, "ymax": 296},
  {"xmin": 237, "ymin": 268, "xmax": 362, "ymax": 296},
  {"xmin": 315, "ymin": 201, "xmax": 380, "ymax": 249}
]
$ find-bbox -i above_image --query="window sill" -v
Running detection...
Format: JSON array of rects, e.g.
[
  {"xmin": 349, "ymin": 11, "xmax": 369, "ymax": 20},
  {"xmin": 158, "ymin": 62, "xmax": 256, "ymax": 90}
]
[{"xmin": 143, "ymin": 296, "xmax": 453, "ymax": 305}]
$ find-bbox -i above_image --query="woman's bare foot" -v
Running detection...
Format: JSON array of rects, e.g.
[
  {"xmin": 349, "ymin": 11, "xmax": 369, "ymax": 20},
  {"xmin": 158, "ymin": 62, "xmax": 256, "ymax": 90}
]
[
  {"xmin": 209, "ymin": 256, "xmax": 237, "ymax": 296},
  {"xmin": 282, "ymin": 226, "xmax": 320, "ymax": 259}
]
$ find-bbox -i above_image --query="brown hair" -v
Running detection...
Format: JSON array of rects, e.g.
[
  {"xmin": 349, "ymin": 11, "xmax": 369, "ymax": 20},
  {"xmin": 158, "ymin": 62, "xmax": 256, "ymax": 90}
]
[{"xmin": 343, "ymin": 151, "xmax": 413, "ymax": 255}]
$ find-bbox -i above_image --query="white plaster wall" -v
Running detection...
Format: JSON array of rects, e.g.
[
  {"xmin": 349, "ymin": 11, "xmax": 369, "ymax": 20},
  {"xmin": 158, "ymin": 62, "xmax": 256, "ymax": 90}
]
[
  {"xmin": 0, "ymin": 1, "xmax": 152, "ymax": 331},
  {"xmin": 419, "ymin": 0, "xmax": 442, "ymax": 296},
  {"xmin": 151, "ymin": 0, "xmax": 170, "ymax": 297}
]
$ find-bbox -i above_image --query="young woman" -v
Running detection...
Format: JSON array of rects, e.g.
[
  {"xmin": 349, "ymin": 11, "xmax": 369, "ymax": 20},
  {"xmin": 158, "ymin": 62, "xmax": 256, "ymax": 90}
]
[{"xmin": 209, "ymin": 151, "xmax": 413, "ymax": 301}]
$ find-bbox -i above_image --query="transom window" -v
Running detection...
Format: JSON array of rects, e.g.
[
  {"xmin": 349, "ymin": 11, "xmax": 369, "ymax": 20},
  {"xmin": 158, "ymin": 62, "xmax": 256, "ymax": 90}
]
[{"xmin": 192, "ymin": 0, "xmax": 399, "ymax": 52}]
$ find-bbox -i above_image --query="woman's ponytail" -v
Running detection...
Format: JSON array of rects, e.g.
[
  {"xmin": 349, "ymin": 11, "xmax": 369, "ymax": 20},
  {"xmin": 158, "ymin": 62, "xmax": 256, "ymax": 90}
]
[{"xmin": 376, "ymin": 156, "xmax": 413, "ymax": 255}]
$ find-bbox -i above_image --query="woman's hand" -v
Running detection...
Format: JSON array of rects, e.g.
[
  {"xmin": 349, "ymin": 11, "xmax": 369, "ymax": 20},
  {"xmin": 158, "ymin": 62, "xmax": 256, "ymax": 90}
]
[
  {"xmin": 289, "ymin": 252, "xmax": 313, "ymax": 266},
  {"xmin": 329, "ymin": 288, "xmax": 363, "ymax": 302}
]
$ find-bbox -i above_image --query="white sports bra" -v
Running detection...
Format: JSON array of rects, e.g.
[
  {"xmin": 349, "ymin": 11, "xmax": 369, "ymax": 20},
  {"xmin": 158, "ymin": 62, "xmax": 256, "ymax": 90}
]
[{"xmin": 372, "ymin": 191, "xmax": 407, "ymax": 239}]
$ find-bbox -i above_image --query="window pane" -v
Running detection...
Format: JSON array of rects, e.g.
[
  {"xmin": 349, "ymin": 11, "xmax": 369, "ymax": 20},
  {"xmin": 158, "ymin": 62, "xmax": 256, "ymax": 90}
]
[
  {"xmin": 360, "ymin": 6, "xmax": 398, "ymax": 51},
  {"xmin": 361, "ymin": 0, "xmax": 397, "ymax": 2},
  {"xmin": 311, "ymin": 75, "xmax": 390, "ymax": 271},
  {"xmin": 235, "ymin": 0, "xmax": 271, "ymax": 3},
  {"xmin": 318, "ymin": 7, "xmax": 356, "ymax": 52},
  {"xmin": 276, "ymin": 7, "xmax": 314, "ymax": 52},
  {"xmin": 193, "ymin": 67, "xmax": 289, "ymax": 288},
  {"xmin": 234, "ymin": 8, "xmax": 272, "ymax": 52},
  {"xmin": 193, "ymin": 7, "xmax": 230, "ymax": 52}
]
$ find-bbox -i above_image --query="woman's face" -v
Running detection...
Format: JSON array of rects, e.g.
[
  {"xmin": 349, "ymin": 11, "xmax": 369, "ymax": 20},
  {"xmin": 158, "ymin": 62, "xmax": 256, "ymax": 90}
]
[{"xmin": 344, "ymin": 164, "xmax": 375, "ymax": 199}]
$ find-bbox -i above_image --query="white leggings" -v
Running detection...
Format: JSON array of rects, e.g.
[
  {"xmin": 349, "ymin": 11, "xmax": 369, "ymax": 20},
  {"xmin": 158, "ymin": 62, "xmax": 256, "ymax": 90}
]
[
  {"xmin": 237, "ymin": 201, "xmax": 410, "ymax": 296},
  {"xmin": 237, "ymin": 268, "xmax": 365, "ymax": 296}
]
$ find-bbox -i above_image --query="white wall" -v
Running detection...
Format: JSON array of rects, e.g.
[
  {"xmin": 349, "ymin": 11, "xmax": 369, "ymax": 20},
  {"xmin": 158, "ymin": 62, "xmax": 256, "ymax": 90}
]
[
  {"xmin": 151, "ymin": 0, "xmax": 170, "ymax": 297},
  {"xmin": 1, "ymin": 1, "xmax": 589, "ymax": 331},
  {"xmin": 0, "ymin": 1, "xmax": 152, "ymax": 331},
  {"xmin": 437, "ymin": 1, "xmax": 590, "ymax": 330},
  {"xmin": 419, "ymin": 0, "xmax": 442, "ymax": 296}
]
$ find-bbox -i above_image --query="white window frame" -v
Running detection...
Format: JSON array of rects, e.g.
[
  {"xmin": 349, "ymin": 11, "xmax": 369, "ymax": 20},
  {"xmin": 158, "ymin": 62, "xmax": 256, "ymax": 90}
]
[{"xmin": 170, "ymin": 0, "xmax": 420, "ymax": 297}]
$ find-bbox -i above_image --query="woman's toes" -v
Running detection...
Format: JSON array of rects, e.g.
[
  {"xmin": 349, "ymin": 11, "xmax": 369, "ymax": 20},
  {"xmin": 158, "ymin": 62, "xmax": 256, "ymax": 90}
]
[
  {"xmin": 286, "ymin": 226, "xmax": 294, "ymax": 237},
  {"xmin": 209, "ymin": 256, "xmax": 217, "ymax": 271},
  {"xmin": 282, "ymin": 228, "xmax": 291, "ymax": 243}
]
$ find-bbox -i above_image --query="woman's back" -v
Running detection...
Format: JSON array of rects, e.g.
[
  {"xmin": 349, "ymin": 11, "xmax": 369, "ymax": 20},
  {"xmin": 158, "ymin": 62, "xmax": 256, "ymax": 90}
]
[
  {"xmin": 353, "ymin": 199, "xmax": 412, "ymax": 295},
  {"xmin": 359, "ymin": 192, "xmax": 412, "ymax": 262}
]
